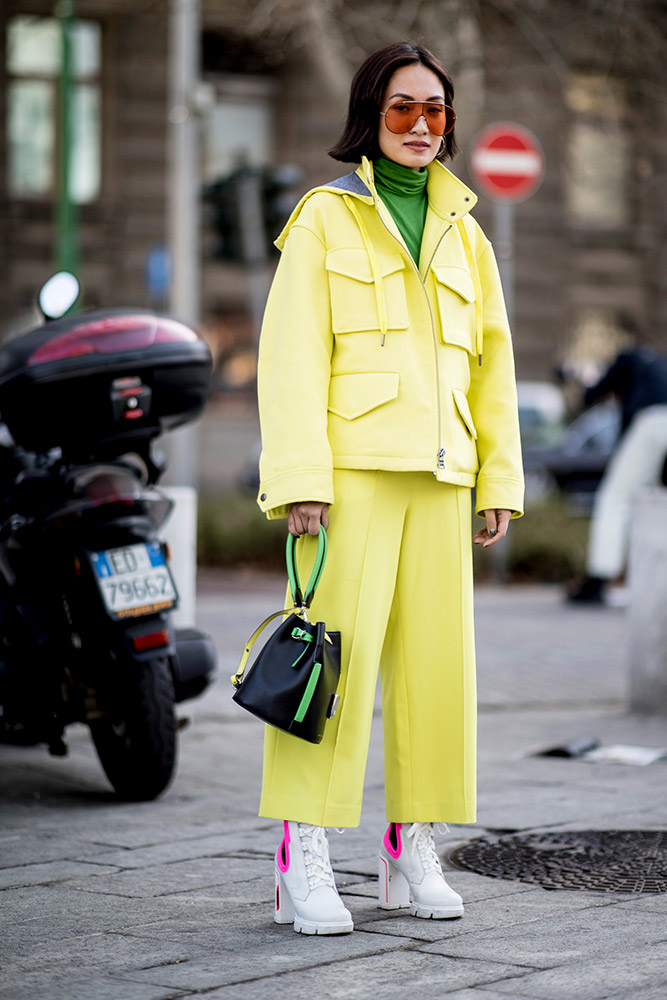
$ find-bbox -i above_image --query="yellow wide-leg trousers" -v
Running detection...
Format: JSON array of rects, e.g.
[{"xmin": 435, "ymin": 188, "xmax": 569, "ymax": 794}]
[{"xmin": 260, "ymin": 470, "xmax": 477, "ymax": 828}]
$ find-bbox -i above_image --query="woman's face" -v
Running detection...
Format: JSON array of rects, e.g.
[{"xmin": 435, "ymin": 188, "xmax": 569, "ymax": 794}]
[{"xmin": 378, "ymin": 63, "xmax": 445, "ymax": 170}]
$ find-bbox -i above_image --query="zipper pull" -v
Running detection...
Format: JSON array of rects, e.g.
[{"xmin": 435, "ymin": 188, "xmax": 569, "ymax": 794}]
[{"xmin": 437, "ymin": 448, "xmax": 446, "ymax": 469}]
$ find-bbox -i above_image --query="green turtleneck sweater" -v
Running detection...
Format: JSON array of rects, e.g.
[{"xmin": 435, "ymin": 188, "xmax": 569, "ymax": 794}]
[{"xmin": 373, "ymin": 157, "xmax": 428, "ymax": 265}]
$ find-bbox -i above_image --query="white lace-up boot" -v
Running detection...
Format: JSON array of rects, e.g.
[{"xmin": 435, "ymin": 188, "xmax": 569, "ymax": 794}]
[
  {"xmin": 274, "ymin": 821, "xmax": 354, "ymax": 935},
  {"xmin": 378, "ymin": 822, "xmax": 464, "ymax": 919}
]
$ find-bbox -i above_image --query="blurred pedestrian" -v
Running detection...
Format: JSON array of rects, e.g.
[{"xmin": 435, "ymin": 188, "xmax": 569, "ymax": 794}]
[
  {"xmin": 255, "ymin": 41, "xmax": 524, "ymax": 934},
  {"xmin": 569, "ymin": 345, "xmax": 667, "ymax": 604}
]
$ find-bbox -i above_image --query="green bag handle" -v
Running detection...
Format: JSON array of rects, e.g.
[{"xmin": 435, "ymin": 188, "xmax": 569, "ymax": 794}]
[
  {"xmin": 286, "ymin": 525, "xmax": 328, "ymax": 610},
  {"xmin": 230, "ymin": 526, "xmax": 330, "ymax": 689}
]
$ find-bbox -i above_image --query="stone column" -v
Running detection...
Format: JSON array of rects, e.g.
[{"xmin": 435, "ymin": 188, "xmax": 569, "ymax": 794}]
[
  {"xmin": 159, "ymin": 486, "xmax": 198, "ymax": 629},
  {"xmin": 628, "ymin": 488, "xmax": 667, "ymax": 713}
]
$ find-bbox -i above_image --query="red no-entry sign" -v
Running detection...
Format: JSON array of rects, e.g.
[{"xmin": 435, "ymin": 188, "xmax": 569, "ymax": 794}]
[{"xmin": 470, "ymin": 123, "xmax": 544, "ymax": 203}]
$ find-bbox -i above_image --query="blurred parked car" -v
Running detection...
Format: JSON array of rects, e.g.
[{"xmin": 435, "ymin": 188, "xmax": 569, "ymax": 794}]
[
  {"xmin": 522, "ymin": 399, "xmax": 621, "ymax": 508},
  {"xmin": 517, "ymin": 380, "xmax": 566, "ymax": 448}
]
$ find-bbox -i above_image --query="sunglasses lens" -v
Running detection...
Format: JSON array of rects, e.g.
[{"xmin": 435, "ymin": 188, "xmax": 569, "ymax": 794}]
[
  {"xmin": 442, "ymin": 106, "xmax": 456, "ymax": 136},
  {"xmin": 424, "ymin": 104, "xmax": 446, "ymax": 135},
  {"xmin": 384, "ymin": 103, "xmax": 419, "ymax": 132},
  {"xmin": 384, "ymin": 103, "xmax": 455, "ymax": 136}
]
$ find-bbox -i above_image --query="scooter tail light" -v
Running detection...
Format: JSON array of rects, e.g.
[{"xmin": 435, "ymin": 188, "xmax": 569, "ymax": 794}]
[
  {"xmin": 28, "ymin": 315, "xmax": 199, "ymax": 365},
  {"xmin": 132, "ymin": 629, "xmax": 170, "ymax": 652}
]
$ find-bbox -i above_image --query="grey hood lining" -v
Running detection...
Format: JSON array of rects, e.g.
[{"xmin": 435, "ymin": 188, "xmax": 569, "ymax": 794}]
[{"xmin": 325, "ymin": 171, "xmax": 372, "ymax": 198}]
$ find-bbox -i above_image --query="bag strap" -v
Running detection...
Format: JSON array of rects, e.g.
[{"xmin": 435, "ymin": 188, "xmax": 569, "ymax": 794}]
[
  {"xmin": 231, "ymin": 609, "xmax": 334, "ymax": 689},
  {"xmin": 231, "ymin": 527, "xmax": 330, "ymax": 688},
  {"xmin": 286, "ymin": 525, "xmax": 328, "ymax": 609},
  {"xmin": 230, "ymin": 607, "xmax": 296, "ymax": 687}
]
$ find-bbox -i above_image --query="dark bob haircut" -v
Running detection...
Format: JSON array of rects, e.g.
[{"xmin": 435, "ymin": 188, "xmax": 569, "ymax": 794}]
[{"xmin": 329, "ymin": 42, "xmax": 457, "ymax": 164}]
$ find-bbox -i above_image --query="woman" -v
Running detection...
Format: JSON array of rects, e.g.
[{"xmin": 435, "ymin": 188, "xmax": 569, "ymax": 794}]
[{"xmin": 256, "ymin": 42, "xmax": 524, "ymax": 935}]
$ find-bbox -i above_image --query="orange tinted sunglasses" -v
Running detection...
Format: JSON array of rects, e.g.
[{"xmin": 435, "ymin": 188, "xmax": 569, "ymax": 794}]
[{"xmin": 380, "ymin": 101, "xmax": 456, "ymax": 136}]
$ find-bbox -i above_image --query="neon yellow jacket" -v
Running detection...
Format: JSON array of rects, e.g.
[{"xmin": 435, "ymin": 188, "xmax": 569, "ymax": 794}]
[{"xmin": 257, "ymin": 156, "xmax": 524, "ymax": 519}]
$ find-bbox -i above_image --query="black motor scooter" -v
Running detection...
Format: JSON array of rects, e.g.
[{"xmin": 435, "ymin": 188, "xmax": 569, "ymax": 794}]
[{"xmin": 0, "ymin": 274, "xmax": 216, "ymax": 800}]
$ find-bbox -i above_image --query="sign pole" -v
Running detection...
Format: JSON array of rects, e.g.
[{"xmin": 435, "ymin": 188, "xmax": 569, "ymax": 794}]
[
  {"xmin": 167, "ymin": 0, "xmax": 201, "ymax": 489},
  {"xmin": 494, "ymin": 201, "xmax": 515, "ymax": 329},
  {"xmin": 470, "ymin": 121, "xmax": 545, "ymax": 337},
  {"xmin": 469, "ymin": 122, "xmax": 544, "ymax": 580}
]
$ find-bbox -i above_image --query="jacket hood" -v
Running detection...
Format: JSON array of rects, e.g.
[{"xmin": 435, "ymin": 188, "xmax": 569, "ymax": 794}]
[{"xmin": 274, "ymin": 156, "xmax": 478, "ymax": 251}]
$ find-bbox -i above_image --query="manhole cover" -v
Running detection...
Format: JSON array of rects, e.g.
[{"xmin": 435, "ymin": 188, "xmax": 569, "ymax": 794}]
[{"xmin": 449, "ymin": 830, "xmax": 667, "ymax": 893}]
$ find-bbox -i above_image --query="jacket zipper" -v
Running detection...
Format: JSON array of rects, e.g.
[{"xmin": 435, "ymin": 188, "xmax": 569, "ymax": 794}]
[{"xmin": 374, "ymin": 202, "xmax": 452, "ymax": 474}]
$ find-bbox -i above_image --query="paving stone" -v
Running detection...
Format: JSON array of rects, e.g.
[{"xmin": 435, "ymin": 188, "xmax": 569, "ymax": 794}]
[
  {"xmin": 122, "ymin": 942, "xmax": 525, "ymax": 995},
  {"xmin": 485, "ymin": 939, "xmax": 667, "ymax": 999},
  {"xmin": 356, "ymin": 887, "xmax": 613, "ymax": 943},
  {"xmin": 71, "ymin": 857, "xmax": 266, "ymax": 898},
  {"xmin": 0, "ymin": 885, "xmax": 196, "ymax": 957},
  {"xmin": 2, "ymin": 928, "xmax": 213, "ymax": 980},
  {"xmin": 611, "ymin": 894, "xmax": 667, "ymax": 915},
  {"xmin": 90, "ymin": 836, "xmax": 245, "ymax": 869},
  {"xmin": 420, "ymin": 905, "xmax": 667, "ymax": 968},
  {"xmin": 149, "ymin": 948, "xmax": 529, "ymax": 999},
  {"xmin": 0, "ymin": 860, "xmax": 122, "ymax": 890},
  {"xmin": 0, "ymin": 972, "xmax": 185, "ymax": 1000},
  {"xmin": 431, "ymin": 992, "xmax": 534, "ymax": 1000},
  {"xmin": 0, "ymin": 832, "xmax": 113, "ymax": 868},
  {"xmin": 609, "ymin": 989, "xmax": 667, "ymax": 1000}
]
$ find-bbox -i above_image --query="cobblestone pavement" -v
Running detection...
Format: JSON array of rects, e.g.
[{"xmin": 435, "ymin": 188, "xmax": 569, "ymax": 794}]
[{"xmin": 2, "ymin": 578, "xmax": 667, "ymax": 1000}]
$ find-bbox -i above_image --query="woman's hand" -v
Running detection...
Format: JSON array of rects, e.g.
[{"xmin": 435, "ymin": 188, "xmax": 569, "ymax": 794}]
[
  {"xmin": 473, "ymin": 509, "xmax": 512, "ymax": 548},
  {"xmin": 288, "ymin": 501, "xmax": 330, "ymax": 537}
]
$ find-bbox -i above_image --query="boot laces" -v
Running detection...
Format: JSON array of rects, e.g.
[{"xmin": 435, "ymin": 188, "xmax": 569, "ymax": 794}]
[
  {"xmin": 405, "ymin": 823, "xmax": 443, "ymax": 874},
  {"xmin": 298, "ymin": 824, "xmax": 336, "ymax": 890}
]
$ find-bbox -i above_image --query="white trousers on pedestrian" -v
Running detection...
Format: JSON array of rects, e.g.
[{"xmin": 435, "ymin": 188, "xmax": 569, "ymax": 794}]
[{"xmin": 588, "ymin": 405, "xmax": 667, "ymax": 579}]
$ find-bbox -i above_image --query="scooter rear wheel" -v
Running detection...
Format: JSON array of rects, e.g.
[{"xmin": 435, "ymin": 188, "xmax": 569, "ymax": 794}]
[{"xmin": 89, "ymin": 657, "xmax": 177, "ymax": 801}]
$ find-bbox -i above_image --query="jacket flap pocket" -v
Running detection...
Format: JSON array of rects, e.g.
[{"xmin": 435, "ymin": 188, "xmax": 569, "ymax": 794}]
[
  {"xmin": 328, "ymin": 372, "xmax": 399, "ymax": 420},
  {"xmin": 433, "ymin": 266, "xmax": 476, "ymax": 303},
  {"xmin": 452, "ymin": 388, "xmax": 478, "ymax": 438},
  {"xmin": 326, "ymin": 249, "xmax": 405, "ymax": 283}
]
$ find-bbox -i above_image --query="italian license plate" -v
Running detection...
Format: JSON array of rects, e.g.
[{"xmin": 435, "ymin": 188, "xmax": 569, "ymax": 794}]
[{"xmin": 91, "ymin": 543, "xmax": 178, "ymax": 619}]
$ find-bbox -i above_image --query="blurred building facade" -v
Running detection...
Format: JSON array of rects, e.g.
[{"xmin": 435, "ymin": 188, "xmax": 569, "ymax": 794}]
[{"xmin": 1, "ymin": 0, "xmax": 666, "ymax": 384}]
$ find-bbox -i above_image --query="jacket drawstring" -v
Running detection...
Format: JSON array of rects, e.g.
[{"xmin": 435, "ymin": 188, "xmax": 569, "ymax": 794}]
[
  {"xmin": 343, "ymin": 195, "xmax": 388, "ymax": 346},
  {"xmin": 457, "ymin": 220, "xmax": 484, "ymax": 364}
]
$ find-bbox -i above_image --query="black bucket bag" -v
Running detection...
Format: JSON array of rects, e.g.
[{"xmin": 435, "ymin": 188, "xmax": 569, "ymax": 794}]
[{"xmin": 231, "ymin": 527, "xmax": 341, "ymax": 744}]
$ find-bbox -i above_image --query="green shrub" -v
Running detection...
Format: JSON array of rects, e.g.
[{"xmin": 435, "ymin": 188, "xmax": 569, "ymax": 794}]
[
  {"xmin": 474, "ymin": 495, "xmax": 589, "ymax": 582},
  {"xmin": 197, "ymin": 492, "xmax": 287, "ymax": 568}
]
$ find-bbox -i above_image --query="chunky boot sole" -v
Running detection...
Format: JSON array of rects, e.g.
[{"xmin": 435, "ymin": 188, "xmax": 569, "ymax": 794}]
[
  {"xmin": 378, "ymin": 855, "xmax": 464, "ymax": 919},
  {"xmin": 410, "ymin": 900, "xmax": 464, "ymax": 919},
  {"xmin": 275, "ymin": 869, "xmax": 354, "ymax": 935}
]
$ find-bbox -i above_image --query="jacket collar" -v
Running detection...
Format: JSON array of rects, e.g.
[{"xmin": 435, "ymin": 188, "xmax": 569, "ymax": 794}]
[
  {"xmin": 274, "ymin": 155, "xmax": 477, "ymax": 251},
  {"xmin": 354, "ymin": 156, "xmax": 477, "ymax": 223}
]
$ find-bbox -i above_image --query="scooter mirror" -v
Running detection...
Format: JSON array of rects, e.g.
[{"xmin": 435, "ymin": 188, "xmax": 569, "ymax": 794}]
[{"xmin": 38, "ymin": 271, "xmax": 80, "ymax": 320}]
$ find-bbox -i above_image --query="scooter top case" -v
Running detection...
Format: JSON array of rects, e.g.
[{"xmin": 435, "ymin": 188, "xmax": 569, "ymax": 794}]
[{"xmin": 0, "ymin": 309, "xmax": 212, "ymax": 455}]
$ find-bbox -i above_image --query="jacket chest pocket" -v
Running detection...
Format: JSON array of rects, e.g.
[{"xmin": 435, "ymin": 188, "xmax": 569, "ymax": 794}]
[
  {"xmin": 326, "ymin": 248, "xmax": 409, "ymax": 334},
  {"xmin": 432, "ymin": 265, "xmax": 477, "ymax": 355},
  {"xmin": 328, "ymin": 371, "xmax": 399, "ymax": 420}
]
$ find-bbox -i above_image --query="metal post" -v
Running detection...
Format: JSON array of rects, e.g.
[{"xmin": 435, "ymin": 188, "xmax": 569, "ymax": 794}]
[
  {"xmin": 236, "ymin": 169, "xmax": 271, "ymax": 343},
  {"xmin": 167, "ymin": 0, "xmax": 201, "ymax": 487},
  {"xmin": 489, "ymin": 200, "xmax": 515, "ymax": 581},
  {"xmin": 55, "ymin": 0, "xmax": 78, "ymax": 278},
  {"xmin": 494, "ymin": 201, "xmax": 514, "ymax": 329}
]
